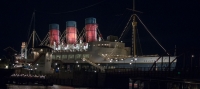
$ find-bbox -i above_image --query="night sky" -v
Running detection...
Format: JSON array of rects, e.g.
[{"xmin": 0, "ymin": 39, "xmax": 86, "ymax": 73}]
[{"xmin": 0, "ymin": 0, "xmax": 200, "ymax": 56}]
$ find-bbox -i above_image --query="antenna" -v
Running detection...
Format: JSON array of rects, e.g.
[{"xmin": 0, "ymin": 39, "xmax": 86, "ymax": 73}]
[
  {"xmin": 133, "ymin": 0, "xmax": 135, "ymax": 11},
  {"xmin": 127, "ymin": 0, "xmax": 143, "ymax": 14}
]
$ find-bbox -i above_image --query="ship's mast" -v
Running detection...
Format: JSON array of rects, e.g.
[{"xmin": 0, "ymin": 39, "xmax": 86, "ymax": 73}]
[
  {"xmin": 32, "ymin": 11, "xmax": 36, "ymax": 48},
  {"xmin": 132, "ymin": 0, "xmax": 137, "ymax": 58},
  {"xmin": 132, "ymin": 16, "xmax": 137, "ymax": 58}
]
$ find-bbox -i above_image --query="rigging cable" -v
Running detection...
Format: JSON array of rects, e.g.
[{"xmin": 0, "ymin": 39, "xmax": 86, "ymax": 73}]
[
  {"xmin": 135, "ymin": 14, "xmax": 169, "ymax": 55},
  {"xmin": 119, "ymin": 22, "xmax": 131, "ymax": 42},
  {"xmin": 118, "ymin": 15, "xmax": 133, "ymax": 40},
  {"xmin": 136, "ymin": 28, "xmax": 143, "ymax": 56},
  {"xmin": 76, "ymin": 28, "xmax": 80, "ymax": 43},
  {"xmin": 45, "ymin": 37, "xmax": 50, "ymax": 46},
  {"xmin": 40, "ymin": 32, "xmax": 49, "ymax": 46},
  {"xmin": 27, "ymin": 12, "xmax": 34, "ymax": 45},
  {"xmin": 108, "ymin": 15, "xmax": 133, "ymax": 57},
  {"xmin": 113, "ymin": 10, "xmax": 131, "ymax": 35},
  {"xmin": 27, "ymin": 33, "xmax": 33, "ymax": 47},
  {"xmin": 77, "ymin": 28, "xmax": 85, "ymax": 43},
  {"xmin": 36, "ymin": 0, "xmax": 105, "ymax": 14},
  {"xmin": 97, "ymin": 28, "xmax": 104, "ymax": 41},
  {"xmin": 35, "ymin": 32, "xmax": 42, "ymax": 43}
]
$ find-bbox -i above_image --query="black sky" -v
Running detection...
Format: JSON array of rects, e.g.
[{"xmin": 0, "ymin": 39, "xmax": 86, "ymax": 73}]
[{"xmin": 0, "ymin": 0, "xmax": 200, "ymax": 55}]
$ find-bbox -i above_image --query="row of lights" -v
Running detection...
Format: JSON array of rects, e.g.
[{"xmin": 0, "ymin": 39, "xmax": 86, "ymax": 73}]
[{"xmin": 102, "ymin": 54, "xmax": 128, "ymax": 57}]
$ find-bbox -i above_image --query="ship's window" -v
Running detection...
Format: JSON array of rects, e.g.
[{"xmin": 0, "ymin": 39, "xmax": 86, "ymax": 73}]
[
  {"xmin": 75, "ymin": 54, "xmax": 81, "ymax": 60},
  {"xmin": 56, "ymin": 55, "xmax": 61, "ymax": 60},
  {"xmin": 57, "ymin": 56, "xmax": 60, "ymax": 60},
  {"xmin": 68, "ymin": 54, "xmax": 74, "ymax": 60},
  {"xmin": 62, "ymin": 55, "xmax": 67, "ymax": 60},
  {"xmin": 52, "ymin": 55, "xmax": 55, "ymax": 60},
  {"xmin": 83, "ymin": 54, "xmax": 89, "ymax": 58}
]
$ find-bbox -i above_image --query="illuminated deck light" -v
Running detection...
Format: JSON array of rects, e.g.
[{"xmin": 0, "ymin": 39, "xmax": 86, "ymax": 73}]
[
  {"xmin": 192, "ymin": 55, "xmax": 194, "ymax": 58},
  {"xmin": 135, "ymin": 58, "xmax": 137, "ymax": 60}
]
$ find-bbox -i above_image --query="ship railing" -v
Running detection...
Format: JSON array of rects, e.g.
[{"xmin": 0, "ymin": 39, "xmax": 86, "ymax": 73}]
[
  {"xmin": 104, "ymin": 67, "xmax": 200, "ymax": 79},
  {"xmin": 83, "ymin": 58, "xmax": 105, "ymax": 72}
]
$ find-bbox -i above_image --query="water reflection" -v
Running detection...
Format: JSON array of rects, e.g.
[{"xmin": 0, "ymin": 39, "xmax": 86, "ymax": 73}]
[{"xmin": 7, "ymin": 85, "xmax": 74, "ymax": 89}]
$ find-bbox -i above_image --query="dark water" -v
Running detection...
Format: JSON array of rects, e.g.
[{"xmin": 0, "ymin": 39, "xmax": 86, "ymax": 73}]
[{"xmin": 7, "ymin": 85, "xmax": 79, "ymax": 89}]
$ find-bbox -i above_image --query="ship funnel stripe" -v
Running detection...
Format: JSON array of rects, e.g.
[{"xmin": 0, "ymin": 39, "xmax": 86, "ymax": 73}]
[
  {"xmin": 85, "ymin": 17, "xmax": 96, "ymax": 24},
  {"xmin": 66, "ymin": 21, "xmax": 76, "ymax": 27},
  {"xmin": 49, "ymin": 24, "xmax": 59, "ymax": 30}
]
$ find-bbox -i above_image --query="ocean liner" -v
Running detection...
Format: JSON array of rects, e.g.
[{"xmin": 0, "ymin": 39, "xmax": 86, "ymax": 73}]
[{"xmin": 14, "ymin": 12, "xmax": 177, "ymax": 74}]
